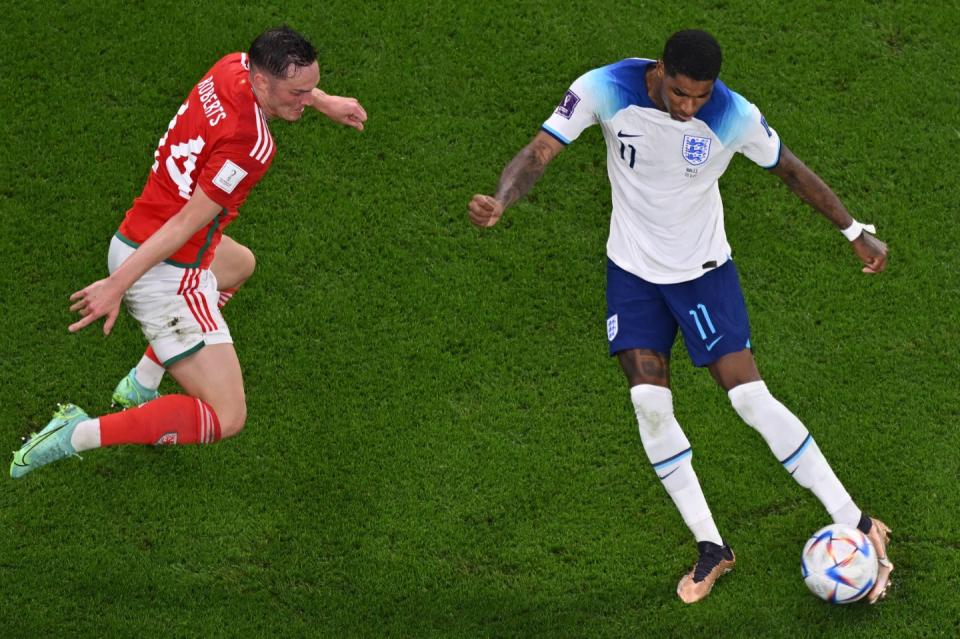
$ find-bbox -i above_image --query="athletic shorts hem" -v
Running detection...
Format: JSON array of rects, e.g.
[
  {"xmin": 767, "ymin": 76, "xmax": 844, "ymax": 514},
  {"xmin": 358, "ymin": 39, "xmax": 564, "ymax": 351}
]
[
  {"xmin": 163, "ymin": 342, "xmax": 205, "ymax": 367},
  {"xmin": 688, "ymin": 340, "xmax": 752, "ymax": 368}
]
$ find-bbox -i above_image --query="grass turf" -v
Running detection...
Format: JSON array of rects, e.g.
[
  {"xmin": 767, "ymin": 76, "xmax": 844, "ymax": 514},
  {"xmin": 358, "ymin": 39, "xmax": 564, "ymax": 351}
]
[{"xmin": 1, "ymin": 1, "xmax": 958, "ymax": 636}]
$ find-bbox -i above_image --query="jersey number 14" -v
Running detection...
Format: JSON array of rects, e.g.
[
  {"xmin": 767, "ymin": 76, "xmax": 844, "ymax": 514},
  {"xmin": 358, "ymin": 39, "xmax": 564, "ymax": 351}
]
[{"xmin": 152, "ymin": 102, "xmax": 206, "ymax": 200}]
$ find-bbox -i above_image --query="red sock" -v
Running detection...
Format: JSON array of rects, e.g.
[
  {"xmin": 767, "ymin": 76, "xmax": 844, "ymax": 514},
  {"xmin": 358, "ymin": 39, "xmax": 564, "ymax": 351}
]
[
  {"xmin": 218, "ymin": 287, "xmax": 238, "ymax": 309},
  {"xmin": 99, "ymin": 395, "xmax": 221, "ymax": 446},
  {"xmin": 143, "ymin": 345, "xmax": 162, "ymax": 366}
]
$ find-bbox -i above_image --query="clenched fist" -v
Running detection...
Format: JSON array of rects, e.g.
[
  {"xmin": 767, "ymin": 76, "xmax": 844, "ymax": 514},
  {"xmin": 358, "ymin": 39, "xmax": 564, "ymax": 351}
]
[{"xmin": 468, "ymin": 194, "xmax": 505, "ymax": 228}]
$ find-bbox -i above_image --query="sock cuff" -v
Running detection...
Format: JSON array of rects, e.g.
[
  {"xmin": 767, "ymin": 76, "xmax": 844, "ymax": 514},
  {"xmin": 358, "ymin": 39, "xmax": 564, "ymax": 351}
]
[
  {"xmin": 195, "ymin": 398, "xmax": 221, "ymax": 444},
  {"xmin": 218, "ymin": 288, "xmax": 238, "ymax": 309},
  {"xmin": 630, "ymin": 384, "xmax": 673, "ymax": 411},
  {"xmin": 144, "ymin": 346, "xmax": 162, "ymax": 366},
  {"xmin": 727, "ymin": 380, "xmax": 769, "ymax": 403},
  {"xmin": 828, "ymin": 501, "xmax": 863, "ymax": 527}
]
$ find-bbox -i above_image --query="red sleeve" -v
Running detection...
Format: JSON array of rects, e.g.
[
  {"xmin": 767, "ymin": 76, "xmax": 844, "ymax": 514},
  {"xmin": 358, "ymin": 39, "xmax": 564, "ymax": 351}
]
[{"xmin": 196, "ymin": 132, "xmax": 271, "ymax": 210}]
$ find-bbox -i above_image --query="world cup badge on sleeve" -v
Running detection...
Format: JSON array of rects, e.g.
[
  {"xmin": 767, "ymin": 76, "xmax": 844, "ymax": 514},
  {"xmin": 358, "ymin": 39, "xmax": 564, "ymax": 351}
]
[
  {"xmin": 682, "ymin": 134, "xmax": 712, "ymax": 165},
  {"xmin": 555, "ymin": 90, "xmax": 581, "ymax": 119}
]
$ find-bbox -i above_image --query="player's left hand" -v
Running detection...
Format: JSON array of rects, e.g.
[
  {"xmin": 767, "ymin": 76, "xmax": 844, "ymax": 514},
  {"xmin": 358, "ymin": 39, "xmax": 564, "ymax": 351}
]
[
  {"xmin": 315, "ymin": 93, "xmax": 367, "ymax": 131},
  {"xmin": 852, "ymin": 231, "xmax": 888, "ymax": 274},
  {"xmin": 68, "ymin": 277, "xmax": 123, "ymax": 335}
]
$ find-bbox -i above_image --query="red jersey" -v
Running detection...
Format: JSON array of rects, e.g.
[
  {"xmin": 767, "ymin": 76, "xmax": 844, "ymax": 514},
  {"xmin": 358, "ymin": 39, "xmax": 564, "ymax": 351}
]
[{"xmin": 118, "ymin": 53, "xmax": 275, "ymax": 268}]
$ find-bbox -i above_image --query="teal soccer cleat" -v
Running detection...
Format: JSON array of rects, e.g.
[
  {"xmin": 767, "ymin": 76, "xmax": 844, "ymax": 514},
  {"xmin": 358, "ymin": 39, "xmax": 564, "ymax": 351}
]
[
  {"xmin": 111, "ymin": 368, "xmax": 160, "ymax": 409},
  {"xmin": 10, "ymin": 404, "xmax": 88, "ymax": 479}
]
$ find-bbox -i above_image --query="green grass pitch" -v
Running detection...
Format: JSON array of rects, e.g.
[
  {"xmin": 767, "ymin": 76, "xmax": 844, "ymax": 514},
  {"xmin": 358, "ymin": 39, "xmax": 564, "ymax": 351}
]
[{"xmin": 1, "ymin": 1, "xmax": 958, "ymax": 636}]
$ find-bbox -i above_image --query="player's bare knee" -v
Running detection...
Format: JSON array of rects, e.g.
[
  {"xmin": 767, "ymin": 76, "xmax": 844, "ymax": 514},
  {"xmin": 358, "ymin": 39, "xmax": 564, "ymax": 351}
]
[
  {"xmin": 708, "ymin": 349, "xmax": 761, "ymax": 391},
  {"xmin": 238, "ymin": 245, "xmax": 256, "ymax": 283},
  {"xmin": 213, "ymin": 401, "xmax": 247, "ymax": 439}
]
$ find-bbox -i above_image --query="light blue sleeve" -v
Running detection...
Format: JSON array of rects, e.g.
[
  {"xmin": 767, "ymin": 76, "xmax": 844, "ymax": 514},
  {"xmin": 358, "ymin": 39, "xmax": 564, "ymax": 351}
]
[
  {"xmin": 726, "ymin": 92, "xmax": 781, "ymax": 168},
  {"xmin": 541, "ymin": 69, "xmax": 607, "ymax": 144}
]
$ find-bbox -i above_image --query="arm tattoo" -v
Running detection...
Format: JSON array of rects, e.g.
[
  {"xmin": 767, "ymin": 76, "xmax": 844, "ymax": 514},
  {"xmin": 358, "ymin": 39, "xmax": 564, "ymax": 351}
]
[{"xmin": 494, "ymin": 139, "xmax": 556, "ymax": 209}]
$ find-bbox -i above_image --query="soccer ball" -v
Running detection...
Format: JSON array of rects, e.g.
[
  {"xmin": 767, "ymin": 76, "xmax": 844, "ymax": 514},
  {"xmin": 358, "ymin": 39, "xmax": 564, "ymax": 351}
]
[{"xmin": 801, "ymin": 523, "xmax": 878, "ymax": 604}]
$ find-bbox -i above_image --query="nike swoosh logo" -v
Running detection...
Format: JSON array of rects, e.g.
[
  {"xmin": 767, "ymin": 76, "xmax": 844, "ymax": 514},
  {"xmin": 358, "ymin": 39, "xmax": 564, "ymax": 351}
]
[
  {"xmin": 17, "ymin": 425, "xmax": 65, "ymax": 464},
  {"xmin": 705, "ymin": 335, "xmax": 725, "ymax": 351},
  {"xmin": 658, "ymin": 467, "xmax": 679, "ymax": 480},
  {"xmin": 617, "ymin": 130, "xmax": 643, "ymax": 138}
]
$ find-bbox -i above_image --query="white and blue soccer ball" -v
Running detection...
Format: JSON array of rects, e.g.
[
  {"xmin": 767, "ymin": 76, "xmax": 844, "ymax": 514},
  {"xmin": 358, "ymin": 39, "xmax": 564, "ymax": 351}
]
[{"xmin": 801, "ymin": 523, "xmax": 878, "ymax": 604}]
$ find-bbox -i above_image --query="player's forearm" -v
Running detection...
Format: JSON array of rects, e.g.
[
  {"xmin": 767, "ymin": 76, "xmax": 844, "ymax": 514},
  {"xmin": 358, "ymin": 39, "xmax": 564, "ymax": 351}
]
[
  {"xmin": 310, "ymin": 88, "xmax": 349, "ymax": 120},
  {"xmin": 109, "ymin": 190, "xmax": 222, "ymax": 292},
  {"xmin": 494, "ymin": 144, "xmax": 552, "ymax": 209},
  {"xmin": 108, "ymin": 216, "xmax": 205, "ymax": 291},
  {"xmin": 772, "ymin": 147, "xmax": 854, "ymax": 230},
  {"xmin": 783, "ymin": 169, "xmax": 853, "ymax": 229},
  {"xmin": 309, "ymin": 88, "xmax": 331, "ymax": 114},
  {"xmin": 309, "ymin": 88, "xmax": 367, "ymax": 131}
]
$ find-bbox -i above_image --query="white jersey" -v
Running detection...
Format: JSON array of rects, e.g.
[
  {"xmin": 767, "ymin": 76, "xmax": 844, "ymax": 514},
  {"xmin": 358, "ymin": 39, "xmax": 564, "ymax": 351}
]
[{"xmin": 542, "ymin": 58, "xmax": 781, "ymax": 284}]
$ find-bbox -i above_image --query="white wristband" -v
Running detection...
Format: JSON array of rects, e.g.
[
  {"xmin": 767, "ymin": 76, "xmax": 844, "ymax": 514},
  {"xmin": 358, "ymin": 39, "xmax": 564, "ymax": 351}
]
[{"xmin": 841, "ymin": 220, "xmax": 876, "ymax": 242}]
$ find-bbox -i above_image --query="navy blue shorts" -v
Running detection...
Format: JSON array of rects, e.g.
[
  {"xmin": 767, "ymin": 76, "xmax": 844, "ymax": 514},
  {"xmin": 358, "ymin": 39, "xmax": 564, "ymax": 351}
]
[{"xmin": 605, "ymin": 259, "xmax": 752, "ymax": 367}]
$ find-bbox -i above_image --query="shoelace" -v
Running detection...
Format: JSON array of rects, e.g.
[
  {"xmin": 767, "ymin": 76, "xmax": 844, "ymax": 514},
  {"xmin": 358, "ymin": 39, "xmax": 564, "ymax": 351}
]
[{"xmin": 693, "ymin": 546, "xmax": 728, "ymax": 582}]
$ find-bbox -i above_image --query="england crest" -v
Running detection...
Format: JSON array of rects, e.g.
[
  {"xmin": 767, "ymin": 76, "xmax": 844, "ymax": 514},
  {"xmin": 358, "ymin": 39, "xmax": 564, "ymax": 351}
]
[
  {"xmin": 606, "ymin": 314, "xmax": 619, "ymax": 341},
  {"xmin": 682, "ymin": 134, "xmax": 712, "ymax": 165}
]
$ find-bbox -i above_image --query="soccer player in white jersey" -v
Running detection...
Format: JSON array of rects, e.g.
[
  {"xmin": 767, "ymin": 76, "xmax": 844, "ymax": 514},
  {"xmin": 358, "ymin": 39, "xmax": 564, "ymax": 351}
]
[
  {"xmin": 469, "ymin": 30, "xmax": 892, "ymax": 604},
  {"xmin": 10, "ymin": 27, "xmax": 366, "ymax": 478}
]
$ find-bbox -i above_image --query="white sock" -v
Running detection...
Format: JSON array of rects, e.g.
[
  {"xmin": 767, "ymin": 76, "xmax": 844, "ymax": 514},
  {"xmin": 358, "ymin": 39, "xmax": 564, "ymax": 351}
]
[
  {"xmin": 631, "ymin": 384, "xmax": 723, "ymax": 545},
  {"xmin": 70, "ymin": 418, "xmax": 101, "ymax": 452},
  {"xmin": 134, "ymin": 355, "xmax": 166, "ymax": 391},
  {"xmin": 830, "ymin": 500, "xmax": 863, "ymax": 527},
  {"xmin": 728, "ymin": 381, "xmax": 860, "ymax": 523}
]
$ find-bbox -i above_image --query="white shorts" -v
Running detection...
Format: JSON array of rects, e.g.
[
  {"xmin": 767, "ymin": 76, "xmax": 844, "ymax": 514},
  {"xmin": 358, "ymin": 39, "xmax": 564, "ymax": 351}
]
[{"xmin": 108, "ymin": 235, "xmax": 232, "ymax": 366}]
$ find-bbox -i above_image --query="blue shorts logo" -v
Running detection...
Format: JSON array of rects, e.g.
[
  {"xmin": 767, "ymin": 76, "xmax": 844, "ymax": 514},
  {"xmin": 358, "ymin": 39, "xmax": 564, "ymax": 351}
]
[
  {"xmin": 606, "ymin": 314, "xmax": 619, "ymax": 341},
  {"xmin": 682, "ymin": 135, "xmax": 712, "ymax": 165}
]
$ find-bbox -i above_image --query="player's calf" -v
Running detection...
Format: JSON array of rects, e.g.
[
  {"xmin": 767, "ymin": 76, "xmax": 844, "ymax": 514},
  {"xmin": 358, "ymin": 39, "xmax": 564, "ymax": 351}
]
[
  {"xmin": 10, "ymin": 396, "xmax": 234, "ymax": 478},
  {"xmin": 632, "ymin": 384, "xmax": 724, "ymax": 545},
  {"xmin": 729, "ymin": 381, "xmax": 859, "ymax": 521},
  {"xmin": 98, "ymin": 395, "xmax": 223, "ymax": 446}
]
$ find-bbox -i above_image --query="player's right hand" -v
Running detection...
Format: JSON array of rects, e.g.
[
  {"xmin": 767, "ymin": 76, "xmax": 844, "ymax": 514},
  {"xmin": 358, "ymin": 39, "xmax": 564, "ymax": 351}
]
[
  {"xmin": 68, "ymin": 277, "xmax": 123, "ymax": 335},
  {"xmin": 469, "ymin": 194, "xmax": 505, "ymax": 228}
]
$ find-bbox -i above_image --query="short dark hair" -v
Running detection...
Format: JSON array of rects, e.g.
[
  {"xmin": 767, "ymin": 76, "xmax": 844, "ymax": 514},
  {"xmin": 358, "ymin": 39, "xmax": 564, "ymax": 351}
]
[
  {"xmin": 662, "ymin": 30, "xmax": 722, "ymax": 81},
  {"xmin": 249, "ymin": 26, "xmax": 317, "ymax": 79}
]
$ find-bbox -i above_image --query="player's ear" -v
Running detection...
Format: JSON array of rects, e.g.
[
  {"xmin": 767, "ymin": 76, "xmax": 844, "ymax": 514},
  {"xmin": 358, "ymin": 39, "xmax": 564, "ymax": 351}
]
[{"xmin": 250, "ymin": 68, "xmax": 270, "ymax": 93}]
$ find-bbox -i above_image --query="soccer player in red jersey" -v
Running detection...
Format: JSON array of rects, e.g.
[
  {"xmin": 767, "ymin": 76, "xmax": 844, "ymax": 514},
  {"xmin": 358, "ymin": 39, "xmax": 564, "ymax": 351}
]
[{"xmin": 11, "ymin": 26, "xmax": 366, "ymax": 477}]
